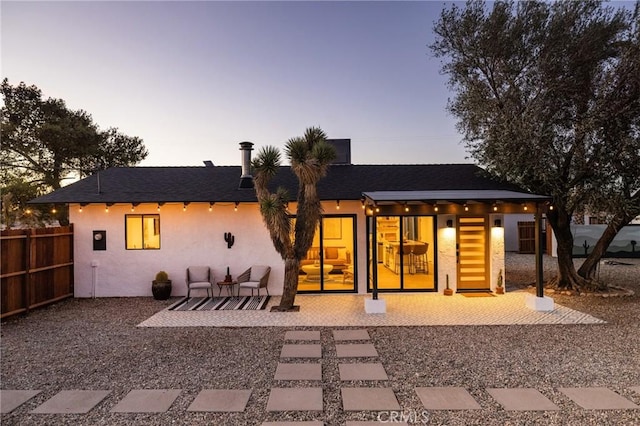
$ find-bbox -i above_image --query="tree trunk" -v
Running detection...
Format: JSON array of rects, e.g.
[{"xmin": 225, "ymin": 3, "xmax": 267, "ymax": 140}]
[
  {"xmin": 546, "ymin": 207, "xmax": 589, "ymax": 291},
  {"xmin": 275, "ymin": 258, "xmax": 301, "ymax": 311},
  {"xmin": 577, "ymin": 215, "xmax": 629, "ymax": 283}
]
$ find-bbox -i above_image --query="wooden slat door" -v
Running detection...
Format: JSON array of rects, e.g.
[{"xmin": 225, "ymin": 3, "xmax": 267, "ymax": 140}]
[{"xmin": 457, "ymin": 217, "xmax": 489, "ymax": 290}]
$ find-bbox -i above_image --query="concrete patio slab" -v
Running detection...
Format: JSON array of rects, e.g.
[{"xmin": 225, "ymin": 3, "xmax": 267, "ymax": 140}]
[
  {"xmin": 333, "ymin": 329, "xmax": 370, "ymax": 341},
  {"xmin": 341, "ymin": 388, "xmax": 401, "ymax": 411},
  {"xmin": 339, "ymin": 363, "xmax": 388, "ymax": 381},
  {"xmin": 31, "ymin": 390, "xmax": 110, "ymax": 414},
  {"xmin": 275, "ymin": 363, "xmax": 322, "ymax": 380},
  {"xmin": 415, "ymin": 387, "xmax": 482, "ymax": 410},
  {"xmin": 262, "ymin": 422, "xmax": 324, "ymax": 426},
  {"xmin": 110, "ymin": 389, "xmax": 181, "ymax": 413},
  {"xmin": 266, "ymin": 387, "xmax": 323, "ymax": 411},
  {"xmin": 187, "ymin": 389, "xmax": 252, "ymax": 412},
  {"xmin": 0, "ymin": 390, "xmax": 41, "ymax": 414},
  {"xmin": 336, "ymin": 343, "xmax": 378, "ymax": 358},
  {"xmin": 138, "ymin": 294, "xmax": 606, "ymax": 328},
  {"xmin": 559, "ymin": 387, "xmax": 639, "ymax": 409},
  {"xmin": 284, "ymin": 330, "xmax": 321, "ymax": 341},
  {"xmin": 280, "ymin": 344, "xmax": 322, "ymax": 358},
  {"xmin": 487, "ymin": 388, "xmax": 559, "ymax": 411}
]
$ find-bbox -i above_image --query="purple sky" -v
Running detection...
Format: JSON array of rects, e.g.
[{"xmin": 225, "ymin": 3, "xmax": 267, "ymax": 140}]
[{"xmin": 2, "ymin": 1, "xmax": 469, "ymax": 167}]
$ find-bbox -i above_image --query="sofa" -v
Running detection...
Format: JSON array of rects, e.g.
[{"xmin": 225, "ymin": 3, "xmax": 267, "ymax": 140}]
[{"xmin": 300, "ymin": 246, "xmax": 351, "ymax": 272}]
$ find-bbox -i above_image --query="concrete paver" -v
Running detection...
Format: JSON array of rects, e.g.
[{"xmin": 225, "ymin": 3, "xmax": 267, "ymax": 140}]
[
  {"xmin": 487, "ymin": 388, "xmax": 559, "ymax": 411},
  {"xmin": 31, "ymin": 390, "xmax": 110, "ymax": 414},
  {"xmin": 333, "ymin": 329, "xmax": 370, "ymax": 341},
  {"xmin": 415, "ymin": 387, "xmax": 482, "ymax": 410},
  {"xmin": 284, "ymin": 330, "xmax": 321, "ymax": 341},
  {"xmin": 275, "ymin": 363, "xmax": 322, "ymax": 381},
  {"xmin": 339, "ymin": 363, "xmax": 388, "ymax": 381},
  {"xmin": 110, "ymin": 389, "xmax": 181, "ymax": 413},
  {"xmin": 559, "ymin": 387, "xmax": 639, "ymax": 409},
  {"xmin": 0, "ymin": 390, "xmax": 41, "ymax": 414},
  {"xmin": 336, "ymin": 343, "xmax": 378, "ymax": 358},
  {"xmin": 341, "ymin": 388, "xmax": 401, "ymax": 411},
  {"xmin": 267, "ymin": 388, "xmax": 323, "ymax": 411},
  {"xmin": 281, "ymin": 344, "xmax": 322, "ymax": 358},
  {"xmin": 187, "ymin": 389, "xmax": 252, "ymax": 412}
]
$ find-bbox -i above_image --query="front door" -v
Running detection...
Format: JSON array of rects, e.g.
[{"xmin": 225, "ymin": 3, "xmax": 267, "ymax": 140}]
[{"xmin": 456, "ymin": 217, "xmax": 490, "ymax": 291}]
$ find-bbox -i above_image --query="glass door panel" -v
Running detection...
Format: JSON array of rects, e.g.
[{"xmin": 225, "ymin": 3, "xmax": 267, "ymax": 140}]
[
  {"xmin": 369, "ymin": 215, "xmax": 435, "ymax": 292},
  {"xmin": 298, "ymin": 216, "xmax": 356, "ymax": 293}
]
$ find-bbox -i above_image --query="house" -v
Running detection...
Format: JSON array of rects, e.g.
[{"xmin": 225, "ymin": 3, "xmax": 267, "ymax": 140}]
[{"xmin": 29, "ymin": 140, "xmax": 552, "ymax": 307}]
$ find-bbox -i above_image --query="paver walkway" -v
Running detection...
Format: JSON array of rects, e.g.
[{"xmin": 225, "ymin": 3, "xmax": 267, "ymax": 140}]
[{"xmin": 2, "ymin": 329, "xmax": 638, "ymax": 424}]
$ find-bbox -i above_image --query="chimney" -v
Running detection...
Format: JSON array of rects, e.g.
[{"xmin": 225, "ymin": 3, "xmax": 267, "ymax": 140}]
[{"xmin": 239, "ymin": 141, "xmax": 254, "ymax": 189}]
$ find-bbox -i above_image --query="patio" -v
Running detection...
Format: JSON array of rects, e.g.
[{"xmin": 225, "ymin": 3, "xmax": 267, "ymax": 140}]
[{"xmin": 138, "ymin": 292, "xmax": 605, "ymax": 328}]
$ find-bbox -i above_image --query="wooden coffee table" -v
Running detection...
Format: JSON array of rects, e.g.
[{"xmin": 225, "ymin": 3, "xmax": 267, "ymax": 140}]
[{"xmin": 217, "ymin": 280, "xmax": 238, "ymax": 297}]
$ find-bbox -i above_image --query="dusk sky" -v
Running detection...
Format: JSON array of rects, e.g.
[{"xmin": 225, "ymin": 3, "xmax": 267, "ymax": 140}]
[{"xmin": 2, "ymin": 1, "xmax": 469, "ymax": 167}]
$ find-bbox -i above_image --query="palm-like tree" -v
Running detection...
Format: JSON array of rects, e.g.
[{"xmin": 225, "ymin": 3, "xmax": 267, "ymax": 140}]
[{"xmin": 252, "ymin": 127, "xmax": 336, "ymax": 311}]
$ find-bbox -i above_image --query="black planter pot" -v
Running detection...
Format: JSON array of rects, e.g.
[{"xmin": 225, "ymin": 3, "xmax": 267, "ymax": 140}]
[{"xmin": 152, "ymin": 280, "xmax": 172, "ymax": 300}]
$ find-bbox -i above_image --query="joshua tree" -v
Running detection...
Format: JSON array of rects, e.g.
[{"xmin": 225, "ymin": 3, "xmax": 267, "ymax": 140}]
[{"xmin": 252, "ymin": 127, "xmax": 336, "ymax": 311}]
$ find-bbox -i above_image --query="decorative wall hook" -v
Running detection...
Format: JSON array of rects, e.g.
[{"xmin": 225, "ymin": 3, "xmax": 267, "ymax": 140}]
[{"xmin": 224, "ymin": 232, "xmax": 235, "ymax": 249}]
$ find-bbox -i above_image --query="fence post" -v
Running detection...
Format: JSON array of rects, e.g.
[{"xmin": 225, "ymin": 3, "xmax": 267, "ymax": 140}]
[{"xmin": 27, "ymin": 228, "xmax": 37, "ymax": 313}]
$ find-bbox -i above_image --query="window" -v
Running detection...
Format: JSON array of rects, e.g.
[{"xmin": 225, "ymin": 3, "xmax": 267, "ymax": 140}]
[{"xmin": 126, "ymin": 214, "xmax": 160, "ymax": 249}]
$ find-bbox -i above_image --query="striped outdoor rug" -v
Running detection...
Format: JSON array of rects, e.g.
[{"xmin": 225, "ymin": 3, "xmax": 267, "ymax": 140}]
[{"xmin": 167, "ymin": 296, "xmax": 270, "ymax": 311}]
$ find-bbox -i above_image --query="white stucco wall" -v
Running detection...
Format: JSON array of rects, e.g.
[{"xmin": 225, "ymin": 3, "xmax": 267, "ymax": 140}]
[
  {"xmin": 71, "ymin": 202, "xmax": 284, "ymax": 297},
  {"xmin": 436, "ymin": 215, "xmax": 457, "ymax": 293},
  {"xmin": 489, "ymin": 214, "xmax": 506, "ymax": 291},
  {"xmin": 70, "ymin": 201, "xmax": 506, "ymax": 297},
  {"xmin": 71, "ymin": 200, "xmax": 371, "ymax": 298}
]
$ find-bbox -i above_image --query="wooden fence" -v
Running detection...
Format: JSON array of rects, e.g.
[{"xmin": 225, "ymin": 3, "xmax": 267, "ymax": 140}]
[{"xmin": 1, "ymin": 225, "xmax": 74, "ymax": 319}]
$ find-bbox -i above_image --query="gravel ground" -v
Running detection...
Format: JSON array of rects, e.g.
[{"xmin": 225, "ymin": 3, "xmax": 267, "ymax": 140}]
[{"xmin": 1, "ymin": 253, "xmax": 639, "ymax": 425}]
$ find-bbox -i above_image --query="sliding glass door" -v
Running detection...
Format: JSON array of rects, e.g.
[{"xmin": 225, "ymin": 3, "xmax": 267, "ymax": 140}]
[
  {"xmin": 297, "ymin": 215, "xmax": 356, "ymax": 293},
  {"xmin": 369, "ymin": 215, "xmax": 436, "ymax": 292}
]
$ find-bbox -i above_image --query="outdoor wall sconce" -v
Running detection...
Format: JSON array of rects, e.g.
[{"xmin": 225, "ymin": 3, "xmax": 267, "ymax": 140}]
[
  {"xmin": 494, "ymin": 219, "xmax": 502, "ymax": 227},
  {"xmin": 446, "ymin": 219, "xmax": 453, "ymax": 228},
  {"xmin": 224, "ymin": 232, "xmax": 235, "ymax": 249}
]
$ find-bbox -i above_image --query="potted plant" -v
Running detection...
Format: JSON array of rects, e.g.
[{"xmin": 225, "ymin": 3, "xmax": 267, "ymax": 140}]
[
  {"xmin": 495, "ymin": 269, "xmax": 504, "ymax": 294},
  {"xmin": 152, "ymin": 270, "xmax": 172, "ymax": 300},
  {"xmin": 443, "ymin": 274, "xmax": 453, "ymax": 296}
]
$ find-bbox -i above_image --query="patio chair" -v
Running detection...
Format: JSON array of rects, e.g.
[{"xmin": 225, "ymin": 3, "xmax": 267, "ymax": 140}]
[
  {"xmin": 237, "ymin": 265, "xmax": 271, "ymax": 296},
  {"xmin": 185, "ymin": 266, "xmax": 215, "ymax": 298}
]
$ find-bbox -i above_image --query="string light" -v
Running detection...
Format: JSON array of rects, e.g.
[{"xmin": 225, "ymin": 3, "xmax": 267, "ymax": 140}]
[
  {"xmin": 209, "ymin": 202, "xmax": 215, "ymax": 212},
  {"xmin": 234, "ymin": 201, "xmax": 239, "ymax": 212},
  {"xmin": 183, "ymin": 202, "xmax": 190, "ymax": 212},
  {"xmin": 336, "ymin": 200, "xmax": 340, "ymax": 210},
  {"xmin": 434, "ymin": 204, "xmax": 439, "ymax": 212}
]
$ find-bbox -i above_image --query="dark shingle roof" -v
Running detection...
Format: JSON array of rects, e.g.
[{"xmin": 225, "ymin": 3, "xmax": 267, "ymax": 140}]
[{"xmin": 29, "ymin": 164, "xmax": 532, "ymax": 204}]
